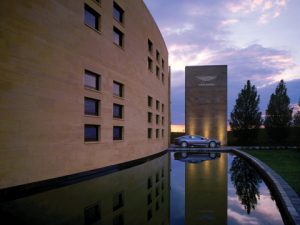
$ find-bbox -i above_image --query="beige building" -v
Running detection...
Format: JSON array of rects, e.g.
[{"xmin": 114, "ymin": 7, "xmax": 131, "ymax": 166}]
[{"xmin": 0, "ymin": 0, "xmax": 170, "ymax": 189}]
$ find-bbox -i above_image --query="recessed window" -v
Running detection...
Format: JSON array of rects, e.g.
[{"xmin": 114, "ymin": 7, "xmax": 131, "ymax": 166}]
[
  {"xmin": 156, "ymin": 186, "xmax": 159, "ymax": 196},
  {"xmin": 113, "ymin": 81, "xmax": 124, "ymax": 97},
  {"xmin": 156, "ymin": 100, "xmax": 160, "ymax": 110},
  {"xmin": 85, "ymin": 97, "xmax": 99, "ymax": 116},
  {"xmin": 113, "ymin": 126, "xmax": 123, "ymax": 140},
  {"xmin": 113, "ymin": 2, "xmax": 124, "ymax": 23},
  {"xmin": 148, "ymin": 39, "xmax": 153, "ymax": 53},
  {"xmin": 113, "ymin": 27, "xmax": 124, "ymax": 47},
  {"xmin": 148, "ymin": 112, "xmax": 152, "ymax": 123},
  {"xmin": 156, "ymin": 115, "xmax": 159, "ymax": 125},
  {"xmin": 156, "ymin": 50, "xmax": 160, "ymax": 62},
  {"xmin": 84, "ymin": 202, "xmax": 101, "ymax": 225},
  {"xmin": 148, "ymin": 96, "xmax": 153, "ymax": 107},
  {"xmin": 113, "ymin": 192, "xmax": 124, "ymax": 211},
  {"xmin": 161, "ymin": 117, "xmax": 164, "ymax": 125},
  {"xmin": 148, "ymin": 177, "xmax": 153, "ymax": 188},
  {"xmin": 156, "ymin": 201, "xmax": 159, "ymax": 211},
  {"xmin": 84, "ymin": 125, "xmax": 99, "ymax": 142},
  {"xmin": 84, "ymin": 4, "xmax": 100, "ymax": 30},
  {"xmin": 162, "ymin": 73, "xmax": 165, "ymax": 84},
  {"xmin": 156, "ymin": 172, "xmax": 159, "ymax": 182},
  {"xmin": 148, "ymin": 128, "xmax": 152, "ymax": 139},
  {"xmin": 113, "ymin": 104, "xmax": 123, "ymax": 119},
  {"xmin": 162, "ymin": 104, "xmax": 164, "ymax": 113},
  {"xmin": 113, "ymin": 214, "xmax": 124, "ymax": 225},
  {"xmin": 156, "ymin": 66, "xmax": 160, "ymax": 78},
  {"xmin": 162, "ymin": 59, "xmax": 165, "ymax": 69},
  {"xmin": 162, "ymin": 129, "xmax": 164, "ymax": 138},
  {"xmin": 147, "ymin": 209, "xmax": 152, "ymax": 221},
  {"xmin": 161, "ymin": 168, "xmax": 164, "ymax": 178},
  {"xmin": 148, "ymin": 57, "xmax": 153, "ymax": 72},
  {"xmin": 147, "ymin": 193, "xmax": 152, "ymax": 205},
  {"xmin": 156, "ymin": 129, "xmax": 159, "ymax": 138},
  {"xmin": 85, "ymin": 70, "xmax": 100, "ymax": 90},
  {"xmin": 161, "ymin": 181, "xmax": 164, "ymax": 190}
]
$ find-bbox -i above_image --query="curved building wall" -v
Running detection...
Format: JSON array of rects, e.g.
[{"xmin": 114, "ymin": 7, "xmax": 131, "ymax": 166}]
[{"xmin": 0, "ymin": 0, "xmax": 170, "ymax": 188}]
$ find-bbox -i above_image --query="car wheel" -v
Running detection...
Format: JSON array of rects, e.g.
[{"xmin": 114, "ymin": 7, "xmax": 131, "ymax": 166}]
[
  {"xmin": 181, "ymin": 141, "xmax": 188, "ymax": 148},
  {"xmin": 209, "ymin": 141, "xmax": 216, "ymax": 148},
  {"xmin": 181, "ymin": 152, "xmax": 187, "ymax": 158}
]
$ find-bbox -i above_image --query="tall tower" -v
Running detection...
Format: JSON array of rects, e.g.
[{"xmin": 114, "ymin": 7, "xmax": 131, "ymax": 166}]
[{"xmin": 185, "ymin": 65, "xmax": 227, "ymax": 145}]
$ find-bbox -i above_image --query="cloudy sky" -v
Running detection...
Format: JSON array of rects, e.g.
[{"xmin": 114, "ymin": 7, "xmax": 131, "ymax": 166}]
[{"xmin": 143, "ymin": 0, "xmax": 300, "ymax": 126}]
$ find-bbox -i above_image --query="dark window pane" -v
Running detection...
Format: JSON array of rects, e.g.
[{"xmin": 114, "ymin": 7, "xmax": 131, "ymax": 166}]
[
  {"xmin": 113, "ymin": 104, "xmax": 123, "ymax": 119},
  {"xmin": 113, "ymin": 126, "xmax": 123, "ymax": 140},
  {"xmin": 148, "ymin": 112, "xmax": 152, "ymax": 123},
  {"xmin": 84, "ymin": 125, "xmax": 99, "ymax": 142},
  {"xmin": 148, "ymin": 96, "xmax": 152, "ymax": 107},
  {"xmin": 148, "ymin": 128, "xmax": 152, "ymax": 139},
  {"xmin": 85, "ymin": 97, "xmax": 99, "ymax": 116},
  {"xmin": 113, "ymin": 192, "xmax": 124, "ymax": 211},
  {"xmin": 148, "ymin": 39, "xmax": 153, "ymax": 53},
  {"xmin": 113, "ymin": 214, "xmax": 124, "ymax": 225},
  {"xmin": 84, "ymin": 5, "xmax": 99, "ymax": 30},
  {"xmin": 84, "ymin": 203, "xmax": 101, "ymax": 225},
  {"xmin": 148, "ymin": 57, "xmax": 153, "ymax": 71},
  {"xmin": 85, "ymin": 70, "xmax": 100, "ymax": 90},
  {"xmin": 113, "ymin": 27, "xmax": 124, "ymax": 47},
  {"xmin": 113, "ymin": 2, "xmax": 124, "ymax": 23},
  {"xmin": 113, "ymin": 81, "xmax": 124, "ymax": 97}
]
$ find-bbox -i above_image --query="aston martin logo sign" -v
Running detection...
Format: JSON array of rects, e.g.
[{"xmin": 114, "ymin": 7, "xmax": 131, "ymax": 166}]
[{"xmin": 196, "ymin": 75, "xmax": 217, "ymax": 86}]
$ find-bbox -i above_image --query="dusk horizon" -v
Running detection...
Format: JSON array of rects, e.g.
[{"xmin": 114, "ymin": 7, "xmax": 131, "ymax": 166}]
[{"xmin": 144, "ymin": 0, "xmax": 300, "ymax": 128}]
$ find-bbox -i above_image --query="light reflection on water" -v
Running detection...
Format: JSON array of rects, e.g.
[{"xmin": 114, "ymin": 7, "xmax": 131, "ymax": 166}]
[{"xmin": 0, "ymin": 152, "xmax": 284, "ymax": 225}]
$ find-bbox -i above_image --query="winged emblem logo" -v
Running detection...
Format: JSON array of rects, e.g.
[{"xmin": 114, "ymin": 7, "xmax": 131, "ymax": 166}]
[{"xmin": 196, "ymin": 76, "xmax": 217, "ymax": 82}]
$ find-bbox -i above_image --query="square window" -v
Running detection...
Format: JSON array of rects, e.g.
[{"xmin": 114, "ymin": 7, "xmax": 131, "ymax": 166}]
[
  {"xmin": 162, "ymin": 73, "xmax": 165, "ymax": 84},
  {"xmin": 84, "ymin": 4, "xmax": 100, "ymax": 30},
  {"xmin": 156, "ymin": 50, "xmax": 160, "ymax": 62},
  {"xmin": 113, "ymin": 192, "xmax": 124, "ymax": 211},
  {"xmin": 113, "ymin": 81, "xmax": 124, "ymax": 97},
  {"xmin": 84, "ymin": 202, "xmax": 101, "ymax": 225},
  {"xmin": 156, "ymin": 129, "xmax": 159, "ymax": 138},
  {"xmin": 113, "ymin": 104, "xmax": 123, "ymax": 119},
  {"xmin": 148, "ymin": 57, "xmax": 153, "ymax": 71},
  {"xmin": 85, "ymin": 70, "xmax": 100, "ymax": 90},
  {"xmin": 148, "ymin": 128, "xmax": 152, "ymax": 139},
  {"xmin": 113, "ymin": 27, "xmax": 124, "ymax": 47},
  {"xmin": 156, "ymin": 115, "xmax": 159, "ymax": 125},
  {"xmin": 85, "ymin": 97, "xmax": 99, "ymax": 116},
  {"xmin": 113, "ymin": 2, "xmax": 124, "ymax": 23},
  {"xmin": 148, "ymin": 96, "xmax": 153, "ymax": 107},
  {"xmin": 84, "ymin": 125, "xmax": 99, "ymax": 142},
  {"xmin": 148, "ymin": 39, "xmax": 153, "ymax": 53},
  {"xmin": 156, "ymin": 66, "xmax": 160, "ymax": 78},
  {"xmin": 113, "ymin": 126, "xmax": 123, "ymax": 140},
  {"xmin": 113, "ymin": 213, "xmax": 124, "ymax": 225},
  {"xmin": 156, "ymin": 100, "xmax": 159, "ymax": 110},
  {"xmin": 148, "ymin": 112, "xmax": 152, "ymax": 123}
]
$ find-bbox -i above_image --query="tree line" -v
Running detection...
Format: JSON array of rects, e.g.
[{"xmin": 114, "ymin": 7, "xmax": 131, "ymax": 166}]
[{"xmin": 230, "ymin": 80, "xmax": 300, "ymax": 144}]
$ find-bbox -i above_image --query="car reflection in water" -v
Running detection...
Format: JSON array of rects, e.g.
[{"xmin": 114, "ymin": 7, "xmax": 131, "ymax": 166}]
[{"xmin": 174, "ymin": 152, "xmax": 221, "ymax": 164}]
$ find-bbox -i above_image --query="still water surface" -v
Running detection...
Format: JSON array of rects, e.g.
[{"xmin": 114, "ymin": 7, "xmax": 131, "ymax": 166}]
[{"xmin": 0, "ymin": 152, "xmax": 284, "ymax": 225}]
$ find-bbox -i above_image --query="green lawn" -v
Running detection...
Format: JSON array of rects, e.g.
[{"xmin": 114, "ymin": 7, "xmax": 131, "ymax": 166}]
[{"xmin": 243, "ymin": 149, "xmax": 300, "ymax": 196}]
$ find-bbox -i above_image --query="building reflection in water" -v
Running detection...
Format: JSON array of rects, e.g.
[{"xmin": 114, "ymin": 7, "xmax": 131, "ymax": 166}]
[
  {"xmin": 0, "ymin": 153, "xmax": 170, "ymax": 225},
  {"xmin": 184, "ymin": 153, "xmax": 228, "ymax": 225}
]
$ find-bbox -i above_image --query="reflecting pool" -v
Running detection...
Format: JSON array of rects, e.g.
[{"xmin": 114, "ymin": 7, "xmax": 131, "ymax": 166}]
[{"xmin": 0, "ymin": 152, "xmax": 285, "ymax": 225}]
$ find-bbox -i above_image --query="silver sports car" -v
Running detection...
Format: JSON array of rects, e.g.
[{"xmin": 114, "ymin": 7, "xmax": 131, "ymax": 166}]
[{"xmin": 175, "ymin": 135, "xmax": 221, "ymax": 148}]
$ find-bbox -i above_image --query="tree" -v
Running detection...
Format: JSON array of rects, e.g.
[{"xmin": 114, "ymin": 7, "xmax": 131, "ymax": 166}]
[
  {"xmin": 230, "ymin": 80, "xmax": 262, "ymax": 130},
  {"xmin": 293, "ymin": 98, "xmax": 300, "ymax": 127},
  {"xmin": 264, "ymin": 80, "xmax": 293, "ymax": 128}
]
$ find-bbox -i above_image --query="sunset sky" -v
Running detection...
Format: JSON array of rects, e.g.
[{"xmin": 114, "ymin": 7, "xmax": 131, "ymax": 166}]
[{"xmin": 144, "ymin": 0, "xmax": 300, "ymax": 126}]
